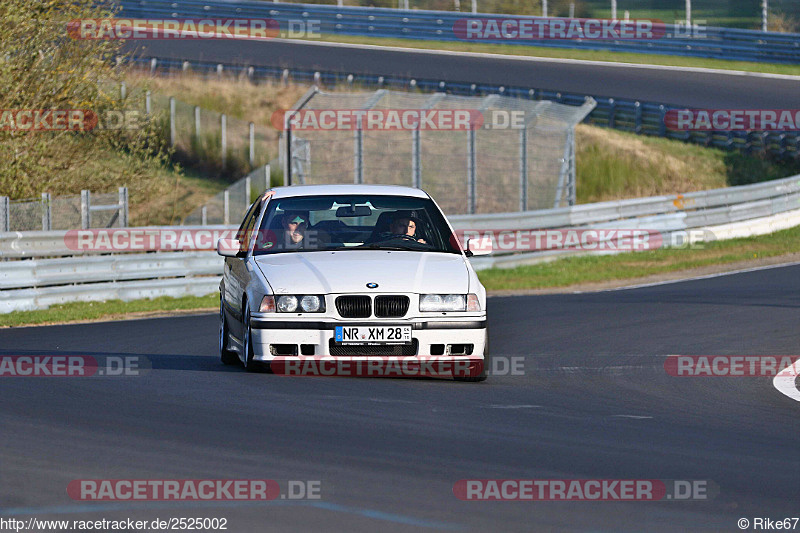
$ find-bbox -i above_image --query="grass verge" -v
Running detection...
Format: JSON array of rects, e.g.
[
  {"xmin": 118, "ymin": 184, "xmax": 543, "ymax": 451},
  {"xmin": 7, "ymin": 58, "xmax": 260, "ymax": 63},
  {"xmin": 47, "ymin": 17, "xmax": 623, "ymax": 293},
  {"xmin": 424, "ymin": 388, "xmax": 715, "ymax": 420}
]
[
  {"xmin": 299, "ymin": 34, "xmax": 800, "ymax": 77},
  {"xmin": 477, "ymin": 224, "xmax": 800, "ymax": 291},
  {"xmin": 0, "ymin": 294, "xmax": 218, "ymax": 328}
]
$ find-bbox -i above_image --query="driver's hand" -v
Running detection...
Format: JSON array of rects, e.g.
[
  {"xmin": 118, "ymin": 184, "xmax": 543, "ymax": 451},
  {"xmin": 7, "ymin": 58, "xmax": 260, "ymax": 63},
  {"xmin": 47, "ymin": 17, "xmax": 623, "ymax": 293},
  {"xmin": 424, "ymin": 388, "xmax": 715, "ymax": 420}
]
[{"xmin": 417, "ymin": 238, "xmax": 427, "ymax": 244}]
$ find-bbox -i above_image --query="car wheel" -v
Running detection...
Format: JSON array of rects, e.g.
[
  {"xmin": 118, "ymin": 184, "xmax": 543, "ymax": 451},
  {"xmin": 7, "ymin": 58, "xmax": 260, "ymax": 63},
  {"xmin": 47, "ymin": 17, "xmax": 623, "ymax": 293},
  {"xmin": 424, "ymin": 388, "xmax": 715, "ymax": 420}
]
[
  {"xmin": 454, "ymin": 329, "xmax": 488, "ymax": 383},
  {"xmin": 242, "ymin": 302, "xmax": 266, "ymax": 373},
  {"xmin": 219, "ymin": 297, "xmax": 238, "ymax": 365}
]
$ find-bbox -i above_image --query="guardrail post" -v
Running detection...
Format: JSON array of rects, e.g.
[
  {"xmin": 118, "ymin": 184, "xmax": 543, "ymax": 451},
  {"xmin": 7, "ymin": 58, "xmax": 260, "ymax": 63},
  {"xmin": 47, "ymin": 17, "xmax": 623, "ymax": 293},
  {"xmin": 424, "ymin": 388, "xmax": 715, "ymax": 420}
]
[
  {"xmin": 41, "ymin": 193, "xmax": 51, "ymax": 231},
  {"xmin": 120, "ymin": 82, "xmax": 126, "ymax": 101},
  {"xmin": 634, "ymin": 101, "xmax": 642, "ymax": 133},
  {"xmin": 150, "ymin": 57, "xmax": 157, "ymax": 74},
  {"xmin": 249, "ymin": 122, "xmax": 255, "ymax": 167},
  {"xmin": 519, "ymin": 127, "xmax": 528, "ymax": 212},
  {"xmin": 353, "ymin": 124, "xmax": 363, "ymax": 184},
  {"xmin": 221, "ymin": 114, "xmax": 227, "ymax": 171},
  {"xmin": 169, "ymin": 97, "xmax": 176, "ymax": 147},
  {"xmin": 542, "ymin": 0, "xmax": 548, "ymax": 16},
  {"xmin": 467, "ymin": 129, "xmax": 476, "ymax": 214},
  {"xmin": 201, "ymin": 206, "xmax": 208, "ymax": 226},
  {"xmin": 118, "ymin": 187, "xmax": 129, "ymax": 227},
  {"xmin": 611, "ymin": 0, "xmax": 617, "ymax": 19},
  {"xmin": 1, "ymin": 196, "xmax": 9, "ymax": 232},
  {"xmin": 658, "ymin": 105, "xmax": 667, "ymax": 136},
  {"xmin": 223, "ymin": 190, "xmax": 230, "ymax": 225},
  {"xmin": 81, "ymin": 190, "xmax": 91, "ymax": 229},
  {"xmin": 608, "ymin": 98, "xmax": 616, "ymax": 129},
  {"xmin": 194, "ymin": 106, "xmax": 201, "ymax": 139},
  {"xmin": 145, "ymin": 90, "xmax": 151, "ymax": 115}
]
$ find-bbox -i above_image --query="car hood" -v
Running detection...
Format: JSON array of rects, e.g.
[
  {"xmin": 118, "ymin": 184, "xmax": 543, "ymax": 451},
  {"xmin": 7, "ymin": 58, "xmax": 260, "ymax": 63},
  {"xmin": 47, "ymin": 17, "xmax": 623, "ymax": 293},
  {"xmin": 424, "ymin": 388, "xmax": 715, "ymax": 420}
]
[{"xmin": 254, "ymin": 251, "xmax": 469, "ymax": 294}]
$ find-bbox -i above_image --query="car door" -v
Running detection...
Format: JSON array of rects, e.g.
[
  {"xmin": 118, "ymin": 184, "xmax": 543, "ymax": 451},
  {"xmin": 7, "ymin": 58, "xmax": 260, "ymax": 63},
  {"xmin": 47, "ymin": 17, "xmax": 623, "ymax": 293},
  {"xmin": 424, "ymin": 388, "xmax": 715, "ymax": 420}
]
[{"xmin": 224, "ymin": 199, "xmax": 262, "ymax": 332}]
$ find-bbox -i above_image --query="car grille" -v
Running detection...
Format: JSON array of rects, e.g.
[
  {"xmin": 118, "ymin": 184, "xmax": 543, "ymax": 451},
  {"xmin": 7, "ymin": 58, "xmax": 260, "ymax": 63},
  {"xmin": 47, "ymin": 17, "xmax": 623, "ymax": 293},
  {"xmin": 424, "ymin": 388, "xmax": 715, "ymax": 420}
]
[
  {"xmin": 335, "ymin": 295, "xmax": 371, "ymax": 318},
  {"xmin": 328, "ymin": 339, "xmax": 418, "ymax": 356},
  {"xmin": 374, "ymin": 296, "xmax": 409, "ymax": 318}
]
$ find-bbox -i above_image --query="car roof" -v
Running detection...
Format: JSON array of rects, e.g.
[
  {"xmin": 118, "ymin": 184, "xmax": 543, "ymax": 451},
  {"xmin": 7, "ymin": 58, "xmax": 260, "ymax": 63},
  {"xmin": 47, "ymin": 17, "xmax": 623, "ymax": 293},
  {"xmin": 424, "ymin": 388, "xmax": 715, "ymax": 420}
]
[{"xmin": 267, "ymin": 184, "xmax": 430, "ymax": 200}]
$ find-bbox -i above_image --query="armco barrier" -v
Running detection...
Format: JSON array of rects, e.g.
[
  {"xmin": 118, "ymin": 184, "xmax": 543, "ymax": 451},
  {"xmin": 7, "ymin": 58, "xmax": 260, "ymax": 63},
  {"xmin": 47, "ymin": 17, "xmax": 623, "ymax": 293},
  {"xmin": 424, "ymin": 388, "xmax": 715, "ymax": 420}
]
[
  {"xmin": 1, "ymin": 174, "xmax": 799, "ymax": 313},
  {"xmin": 119, "ymin": 0, "xmax": 800, "ymax": 64},
  {"xmin": 128, "ymin": 57, "xmax": 800, "ymax": 160}
]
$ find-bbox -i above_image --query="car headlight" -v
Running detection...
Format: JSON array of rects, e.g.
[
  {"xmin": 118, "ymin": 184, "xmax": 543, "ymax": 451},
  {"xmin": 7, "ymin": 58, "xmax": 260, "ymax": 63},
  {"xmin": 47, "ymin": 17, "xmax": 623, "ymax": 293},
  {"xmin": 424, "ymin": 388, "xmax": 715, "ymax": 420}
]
[
  {"xmin": 420, "ymin": 294, "xmax": 467, "ymax": 312},
  {"xmin": 300, "ymin": 295, "xmax": 322, "ymax": 312},
  {"xmin": 271, "ymin": 294, "xmax": 326, "ymax": 313}
]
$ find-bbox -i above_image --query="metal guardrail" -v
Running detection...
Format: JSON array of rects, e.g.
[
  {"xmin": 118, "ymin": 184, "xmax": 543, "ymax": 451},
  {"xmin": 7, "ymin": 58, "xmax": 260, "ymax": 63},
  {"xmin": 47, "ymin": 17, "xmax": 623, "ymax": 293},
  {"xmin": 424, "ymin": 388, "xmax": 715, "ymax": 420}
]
[
  {"xmin": 119, "ymin": 0, "xmax": 800, "ymax": 64},
  {"xmin": 128, "ymin": 56, "xmax": 800, "ymax": 160},
  {"xmin": 1, "ymin": 174, "xmax": 799, "ymax": 313}
]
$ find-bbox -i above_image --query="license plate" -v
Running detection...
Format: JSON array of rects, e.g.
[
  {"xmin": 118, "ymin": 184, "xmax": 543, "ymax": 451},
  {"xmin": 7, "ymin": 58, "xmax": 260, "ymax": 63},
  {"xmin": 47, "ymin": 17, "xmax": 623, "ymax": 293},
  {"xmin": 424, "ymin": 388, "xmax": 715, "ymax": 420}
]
[{"xmin": 335, "ymin": 326, "xmax": 412, "ymax": 344}]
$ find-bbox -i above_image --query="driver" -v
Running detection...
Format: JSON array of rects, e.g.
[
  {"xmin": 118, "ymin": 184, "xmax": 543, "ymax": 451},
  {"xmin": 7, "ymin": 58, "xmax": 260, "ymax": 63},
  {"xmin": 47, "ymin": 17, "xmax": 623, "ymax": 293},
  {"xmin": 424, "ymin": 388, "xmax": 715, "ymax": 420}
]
[
  {"xmin": 280, "ymin": 211, "xmax": 309, "ymax": 248},
  {"xmin": 388, "ymin": 210, "xmax": 426, "ymax": 244}
]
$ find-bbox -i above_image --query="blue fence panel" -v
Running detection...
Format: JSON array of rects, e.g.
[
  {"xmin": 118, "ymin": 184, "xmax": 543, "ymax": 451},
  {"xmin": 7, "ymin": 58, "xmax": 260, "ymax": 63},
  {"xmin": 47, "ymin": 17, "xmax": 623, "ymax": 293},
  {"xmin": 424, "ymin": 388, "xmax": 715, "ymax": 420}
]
[{"xmin": 120, "ymin": 0, "xmax": 800, "ymax": 63}]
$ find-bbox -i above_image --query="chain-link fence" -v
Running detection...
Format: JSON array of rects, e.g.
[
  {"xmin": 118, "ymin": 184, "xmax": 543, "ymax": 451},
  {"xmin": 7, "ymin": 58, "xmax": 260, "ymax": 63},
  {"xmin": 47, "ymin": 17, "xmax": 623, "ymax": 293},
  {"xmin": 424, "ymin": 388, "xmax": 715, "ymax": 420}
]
[
  {"xmin": 281, "ymin": 89, "xmax": 595, "ymax": 214},
  {"xmin": 0, "ymin": 188, "xmax": 129, "ymax": 232},
  {"xmin": 141, "ymin": 89, "xmax": 273, "ymax": 178},
  {"xmin": 182, "ymin": 165, "xmax": 275, "ymax": 225}
]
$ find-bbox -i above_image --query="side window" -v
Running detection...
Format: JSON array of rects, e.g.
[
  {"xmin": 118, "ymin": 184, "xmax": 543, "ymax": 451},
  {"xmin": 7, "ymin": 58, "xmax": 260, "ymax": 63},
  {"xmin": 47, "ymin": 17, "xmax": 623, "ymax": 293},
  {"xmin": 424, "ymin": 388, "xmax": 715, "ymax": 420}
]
[{"xmin": 237, "ymin": 200, "xmax": 262, "ymax": 254}]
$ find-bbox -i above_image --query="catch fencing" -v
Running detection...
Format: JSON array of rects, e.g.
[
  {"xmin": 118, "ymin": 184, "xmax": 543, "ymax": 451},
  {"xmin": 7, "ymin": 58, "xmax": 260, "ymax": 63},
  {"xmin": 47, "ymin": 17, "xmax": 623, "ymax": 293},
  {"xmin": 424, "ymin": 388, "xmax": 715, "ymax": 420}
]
[{"xmin": 282, "ymin": 88, "xmax": 596, "ymax": 212}]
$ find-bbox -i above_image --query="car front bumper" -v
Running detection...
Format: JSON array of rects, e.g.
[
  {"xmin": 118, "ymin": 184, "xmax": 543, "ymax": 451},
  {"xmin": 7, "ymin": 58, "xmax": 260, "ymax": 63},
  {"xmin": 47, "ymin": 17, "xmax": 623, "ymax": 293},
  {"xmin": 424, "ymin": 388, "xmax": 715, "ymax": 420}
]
[{"xmin": 249, "ymin": 318, "xmax": 487, "ymax": 361}]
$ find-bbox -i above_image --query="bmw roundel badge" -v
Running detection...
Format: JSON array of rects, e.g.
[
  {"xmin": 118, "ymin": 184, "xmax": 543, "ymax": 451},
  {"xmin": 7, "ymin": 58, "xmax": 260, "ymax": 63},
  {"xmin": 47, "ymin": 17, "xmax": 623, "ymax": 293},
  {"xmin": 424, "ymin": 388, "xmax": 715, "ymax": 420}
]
[{"xmin": 366, "ymin": 283, "xmax": 379, "ymax": 289}]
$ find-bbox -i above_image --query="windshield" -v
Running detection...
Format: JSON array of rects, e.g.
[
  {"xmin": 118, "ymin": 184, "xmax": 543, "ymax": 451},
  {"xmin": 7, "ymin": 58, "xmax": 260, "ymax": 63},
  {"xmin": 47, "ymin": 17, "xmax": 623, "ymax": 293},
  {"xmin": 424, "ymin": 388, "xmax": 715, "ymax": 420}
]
[{"xmin": 253, "ymin": 194, "xmax": 462, "ymax": 255}]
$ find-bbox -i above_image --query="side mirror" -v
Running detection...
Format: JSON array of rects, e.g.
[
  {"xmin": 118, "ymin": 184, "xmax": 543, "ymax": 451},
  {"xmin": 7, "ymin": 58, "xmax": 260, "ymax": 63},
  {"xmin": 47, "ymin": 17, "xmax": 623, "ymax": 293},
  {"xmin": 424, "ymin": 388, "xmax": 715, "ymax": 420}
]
[
  {"xmin": 465, "ymin": 237, "xmax": 492, "ymax": 257},
  {"xmin": 217, "ymin": 238, "xmax": 242, "ymax": 257}
]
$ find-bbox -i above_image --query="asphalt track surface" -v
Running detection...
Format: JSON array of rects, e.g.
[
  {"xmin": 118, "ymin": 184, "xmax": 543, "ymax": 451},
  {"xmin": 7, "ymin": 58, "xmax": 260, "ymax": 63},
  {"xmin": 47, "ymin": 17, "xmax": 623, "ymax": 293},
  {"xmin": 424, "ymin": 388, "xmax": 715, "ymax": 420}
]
[
  {"xmin": 128, "ymin": 39, "xmax": 800, "ymax": 108},
  {"xmin": 1, "ymin": 264, "xmax": 799, "ymax": 532}
]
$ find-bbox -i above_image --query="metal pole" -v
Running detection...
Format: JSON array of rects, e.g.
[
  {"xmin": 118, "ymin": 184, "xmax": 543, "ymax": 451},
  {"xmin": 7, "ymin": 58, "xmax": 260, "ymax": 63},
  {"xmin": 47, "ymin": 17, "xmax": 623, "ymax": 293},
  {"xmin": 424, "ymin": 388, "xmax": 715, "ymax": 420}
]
[
  {"xmin": 169, "ymin": 97, "xmax": 176, "ymax": 147},
  {"xmin": 569, "ymin": 2, "xmax": 575, "ymax": 18},
  {"xmin": 120, "ymin": 82, "xmax": 126, "ymax": 100},
  {"xmin": 611, "ymin": 0, "xmax": 617, "ymax": 20},
  {"xmin": 412, "ymin": 129, "xmax": 421, "ymax": 188},
  {"xmin": 519, "ymin": 128, "xmax": 528, "ymax": 212},
  {"xmin": 223, "ymin": 190, "xmax": 230, "ymax": 225},
  {"xmin": 471, "ymin": 0, "xmax": 476, "ymax": 13},
  {"xmin": 119, "ymin": 187, "xmax": 129, "ymax": 227},
  {"xmin": 762, "ymin": 0, "xmax": 768, "ymax": 32},
  {"xmin": 542, "ymin": 0, "xmax": 547, "ymax": 17},
  {"xmin": 245, "ymin": 176, "xmax": 252, "ymax": 206},
  {"xmin": 568, "ymin": 128, "xmax": 576, "ymax": 206},
  {"xmin": 686, "ymin": 0, "xmax": 691, "ymax": 28},
  {"xmin": 467, "ymin": 129, "xmax": 476, "ymax": 214},
  {"xmin": 201, "ymin": 206, "xmax": 208, "ymax": 226},
  {"xmin": 194, "ymin": 106, "xmax": 201, "ymax": 138},
  {"xmin": 0, "ymin": 196, "xmax": 8, "ymax": 232},
  {"xmin": 249, "ymin": 122, "xmax": 255, "ymax": 167},
  {"xmin": 265, "ymin": 164, "xmax": 271, "ymax": 190},
  {"xmin": 221, "ymin": 114, "xmax": 227, "ymax": 171},
  {"xmin": 145, "ymin": 90, "xmax": 151, "ymax": 115},
  {"xmin": 354, "ymin": 125, "xmax": 363, "ymax": 184},
  {"xmin": 81, "ymin": 190, "xmax": 91, "ymax": 229},
  {"xmin": 41, "ymin": 193, "xmax": 51, "ymax": 231}
]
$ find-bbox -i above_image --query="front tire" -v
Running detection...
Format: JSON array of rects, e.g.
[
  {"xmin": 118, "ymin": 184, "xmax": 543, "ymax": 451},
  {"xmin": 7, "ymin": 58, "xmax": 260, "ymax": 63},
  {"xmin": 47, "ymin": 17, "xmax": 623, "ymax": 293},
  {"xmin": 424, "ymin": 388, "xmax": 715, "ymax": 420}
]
[
  {"xmin": 242, "ymin": 303, "xmax": 265, "ymax": 372},
  {"xmin": 219, "ymin": 297, "xmax": 238, "ymax": 365}
]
